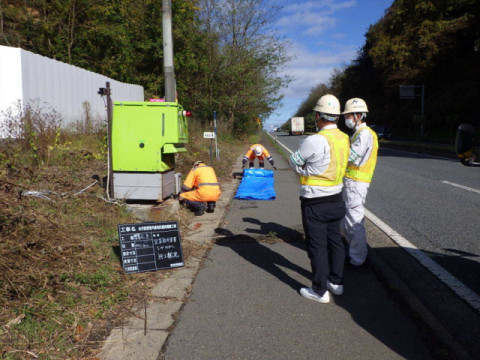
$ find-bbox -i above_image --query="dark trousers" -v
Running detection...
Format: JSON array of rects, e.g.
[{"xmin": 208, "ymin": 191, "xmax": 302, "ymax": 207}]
[
  {"xmin": 249, "ymin": 161, "xmax": 264, "ymax": 168},
  {"xmin": 180, "ymin": 198, "xmax": 205, "ymax": 212},
  {"xmin": 301, "ymin": 198, "xmax": 345, "ymax": 296}
]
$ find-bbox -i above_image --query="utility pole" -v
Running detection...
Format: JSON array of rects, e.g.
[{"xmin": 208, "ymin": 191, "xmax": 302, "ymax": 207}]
[
  {"xmin": 421, "ymin": 84, "xmax": 425, "ymax": 117},
  {"xmin": 214, "ymin": 111, "xmax": 219, "ymax": 160},
  {"xmin": 162, "ymin": 0, "xmax": 176, "ymax": 102}
]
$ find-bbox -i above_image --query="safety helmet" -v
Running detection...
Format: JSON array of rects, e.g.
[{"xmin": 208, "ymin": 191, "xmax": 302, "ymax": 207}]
[
  {"xmin": 313, "ymin": 94, "xmax": 341, "ymax": 115},
  {"xmin": 253, "ymin": 146, "xmax": 263, "ymax": 156},
  {"xmin": 342, "ymin": 98, "xmax": 369, "ymax": 114}
]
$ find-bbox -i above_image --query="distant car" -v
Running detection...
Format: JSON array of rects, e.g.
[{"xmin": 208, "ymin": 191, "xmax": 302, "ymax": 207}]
[
  {"xmin": 370, "ymin": 125, "xmax": 392, "ymax": 140},
  {"xmin": 276, "ymin": 127, "xmax": 282, "ymax": 132}
]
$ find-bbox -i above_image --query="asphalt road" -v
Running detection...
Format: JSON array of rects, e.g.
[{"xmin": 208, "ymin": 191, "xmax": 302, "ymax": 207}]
[
  {"xmin": 273, "ymin": 132, "xmax": 480, "ymax": 298},
  {"xmin": 160, "ymin": 242, "xmax": 431, "ymax": 360},
  {"xmin": 157, "ymin": 132, "xmax": 480, "ymax": 360},
  {"xmin": 160, "ymin": 134, "xmax": 433, "ymax": 360}
]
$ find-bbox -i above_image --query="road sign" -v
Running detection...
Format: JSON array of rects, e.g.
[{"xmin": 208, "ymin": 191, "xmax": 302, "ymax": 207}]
[
  {"xmin": 399, "ymin": 84, "xmax": 425, "ymax": 116},
  {"xmin": 204, "ymin": 132, "xmax": 216, "ymax": 139},
  {"xmin": 118, "ymin": 221, "xmax": 184, "ymax": 274},
  {"xmin": 399, "ymin": 85, "xmax": 415, "ymax": 99}
]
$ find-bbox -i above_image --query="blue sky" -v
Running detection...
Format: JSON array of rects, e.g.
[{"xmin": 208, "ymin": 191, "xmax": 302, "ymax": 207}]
[{"xmin": 264, "ymin": 0, "xmax": 393, "ymax": 130}]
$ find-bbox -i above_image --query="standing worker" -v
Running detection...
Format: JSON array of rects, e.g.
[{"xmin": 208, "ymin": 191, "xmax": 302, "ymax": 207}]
[
  {"xmin": 179, "ymin": 161, "xmax": 221, "ymax": 216},
  {"xmin": 289, "ymin": 94, "xmax": 349, "ymax": 304},
  {"xmin": 242, "ymin": 144, "xmax": 276, "ymax": 170},
  {"xmin": 342, "ymin": 98, "xmax": 378, "ymax": 267}
]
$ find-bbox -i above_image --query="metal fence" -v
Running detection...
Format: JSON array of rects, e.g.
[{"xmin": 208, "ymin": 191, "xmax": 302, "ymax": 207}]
[{"xmin": 0, "ymin": 45, "xmax": 144, "ymax": 136}]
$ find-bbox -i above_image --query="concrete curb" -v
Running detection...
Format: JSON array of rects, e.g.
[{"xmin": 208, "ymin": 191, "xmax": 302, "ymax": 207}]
[{"xmin": 98, "ymin": 156, "xmax": 244, "ymax": 360}]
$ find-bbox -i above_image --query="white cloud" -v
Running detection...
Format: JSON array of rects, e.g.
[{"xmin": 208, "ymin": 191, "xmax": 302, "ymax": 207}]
[
  {"xmin": 282, "ymin": 0, "xmax": 356, "ymax": 14},
  {"xmin": 303, "ymin": 20, "xmax": 336, "ymax": 36},
  {"xmin": 277, "ymin": 0, "xmax": 356, "ymax": 36},
  {"xmin": 264, "ymin": 0, "xmax": 359, "ymax": 124},
  {"xmin": 281, "ymin": 43, "xmax": 356, "ymax": 97},
  {"xmin": 332, "ymin": 33, "xmax": 347, "ymax": 39}
]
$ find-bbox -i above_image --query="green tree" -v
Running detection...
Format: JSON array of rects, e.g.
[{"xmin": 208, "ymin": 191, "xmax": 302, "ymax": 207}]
[
  {"xmin": 1, "ymin": 0, "xmax": 291, "ymax": 135},
  {"xmin": 295, "ymin": 0, "xmax": 480, "ymax": 141},
  {"xmin": 196, "ymin": 0, "xmax": 291, "ymax": 132}
]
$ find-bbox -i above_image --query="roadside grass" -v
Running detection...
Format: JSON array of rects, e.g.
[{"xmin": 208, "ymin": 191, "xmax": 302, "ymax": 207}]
[{"xmin": 0, "ymin": 115, "xmax": 249, "ymax": 359}]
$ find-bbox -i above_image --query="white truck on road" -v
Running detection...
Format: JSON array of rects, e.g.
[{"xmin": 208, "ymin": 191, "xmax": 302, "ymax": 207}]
[{"xmin": 290, "ymin": 117, "xmax": 304, "ymax": 135}]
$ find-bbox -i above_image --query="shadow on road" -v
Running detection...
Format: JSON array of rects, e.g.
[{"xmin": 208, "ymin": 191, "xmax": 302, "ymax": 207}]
[
  {"xmin": 241, "ymin": 216, "xmax": 304, "ymax": 242},
  {"xmin": 433, "ymin": 248, "xmax": 480, "ymax": 294},
  {"xmin": 214, "ymin": 227, "xmax": 310, "ymax": 292},
  {"xmin": 212, "ymin": 224, "xmax": 465, "ymax": 360}
]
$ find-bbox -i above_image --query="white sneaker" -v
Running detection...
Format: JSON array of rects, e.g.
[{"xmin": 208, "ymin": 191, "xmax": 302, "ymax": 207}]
[
  {"xmin": 300, "ymin": 287, "xmax": 330, "ymax": 303},
  {"xmin": 327, "ymin": 281, "xmax": 344, "ymax": 295}
]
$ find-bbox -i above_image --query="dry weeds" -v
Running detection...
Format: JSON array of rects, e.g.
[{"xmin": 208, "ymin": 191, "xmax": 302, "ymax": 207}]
[{"xmin": 0, "ymin": 122, "xmax": 248, "ymax": 359}]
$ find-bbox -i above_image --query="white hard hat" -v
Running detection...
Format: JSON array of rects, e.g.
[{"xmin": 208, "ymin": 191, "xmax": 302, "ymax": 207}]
[
  {"xmin": 313, "ymin": 94, "xmax": 341, "ymax": 115},
  {"xmin": 253, "ymin": 146, "xmax": 263, "ymax": 156},
  {"xmin": 343, "ymin": 98, "xmax": 369, "ymax": 114}
]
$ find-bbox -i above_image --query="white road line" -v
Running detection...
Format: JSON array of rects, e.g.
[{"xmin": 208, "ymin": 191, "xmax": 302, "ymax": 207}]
[
  {"xmin": 441, "ymin": 180, "xmax": 480, "ymax": 194},
  {"xmin": 365, "ymin": 209, "xmax": 480, "ymax": 314},
  {"xmin": 267, "ymin": 133, "xmax": 293, "ymax": 155},
  {"xmin": 267, "ymin": 132, "xmax": 293, "ymax": 154},
  {"xmin": 270, "ymin": 133, "xmax": 480, "ymax": 314}
]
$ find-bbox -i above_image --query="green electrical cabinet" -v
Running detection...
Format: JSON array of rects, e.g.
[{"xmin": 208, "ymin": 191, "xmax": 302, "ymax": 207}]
[{"xmin": 111, "ymin": 101, "xmax": 188, "ymax": 200}]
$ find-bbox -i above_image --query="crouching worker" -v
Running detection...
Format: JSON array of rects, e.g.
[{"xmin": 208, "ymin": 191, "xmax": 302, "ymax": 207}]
[
  {"xmin": 242, "ymin": 144, "xmax": 276, "ymax": 169},
  {"xmin": 179, "ymin": 161, "xmax": 221, "ymax": 216}
]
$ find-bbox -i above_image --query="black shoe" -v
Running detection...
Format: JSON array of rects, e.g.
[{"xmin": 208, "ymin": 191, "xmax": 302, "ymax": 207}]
[
  {"xmin": 194, "ymin": 209, "xmax": 205, "ymax": 216},
  {"xmin": 206, "ymin": 202, "xmax": 215, "ymax": 213}
]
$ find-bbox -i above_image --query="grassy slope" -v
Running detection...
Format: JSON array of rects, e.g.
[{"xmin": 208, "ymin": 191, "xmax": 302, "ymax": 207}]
[{"xmin": 0, "ymin": 127, "xmax": 249, "ymax": 359}]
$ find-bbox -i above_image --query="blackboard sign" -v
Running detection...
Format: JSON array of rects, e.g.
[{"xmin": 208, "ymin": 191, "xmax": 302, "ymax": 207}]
[{"xmin": 118, "ymin": 221, "xmax": 184, "ymax": 274}]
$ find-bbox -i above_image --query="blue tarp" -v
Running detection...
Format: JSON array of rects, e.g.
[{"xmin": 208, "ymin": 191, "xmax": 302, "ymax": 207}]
[{"xmin": 234, "ymin": 168, "xmax": 276, "ymax": 200}]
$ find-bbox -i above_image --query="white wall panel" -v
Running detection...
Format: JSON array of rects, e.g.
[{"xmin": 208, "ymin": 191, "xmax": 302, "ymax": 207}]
[
  {"xmin": 0, "ymin": 45, "xmax": 144, "ymax": 136},
  {"xmin": 0, "ymin": 46, "xmax": 22, "ymax": 111}
]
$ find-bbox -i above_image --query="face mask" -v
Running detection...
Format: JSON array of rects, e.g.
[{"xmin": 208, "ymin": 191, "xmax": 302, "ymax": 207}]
[{"xmin": 345, "ymin": 118, "xmax": 356, "ymax": 129}]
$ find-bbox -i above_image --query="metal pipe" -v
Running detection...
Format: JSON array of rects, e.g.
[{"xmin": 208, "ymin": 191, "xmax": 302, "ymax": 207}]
[
  {"xmin": 421, "ymin": 84, "xmax": 425, "ymax": 117},
  {"xmin": 106, "ymin": 82, "xmax": 114, "ymax": 198},
  {"xmin": 162, "ymin": 0, "xmax": 176, "ymax": 102}
]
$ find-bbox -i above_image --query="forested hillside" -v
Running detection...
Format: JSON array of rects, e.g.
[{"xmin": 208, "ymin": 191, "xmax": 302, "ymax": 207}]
[
  {"xmin": 0, "ymin": 0, "xmax": 290, "ymax": 134},
  {"xmin": 295, "ymin": 0, "xmax": 480, "ymax": 143}
]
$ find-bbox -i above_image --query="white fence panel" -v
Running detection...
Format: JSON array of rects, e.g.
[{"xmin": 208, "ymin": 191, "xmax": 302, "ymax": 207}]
[
  {"xmin": 0, "ymin": 45, "xmax": 144, "ymax": 137},
  {"xmin": 0, "ymin": 47, "xmax": 23, "ymax": 119}
]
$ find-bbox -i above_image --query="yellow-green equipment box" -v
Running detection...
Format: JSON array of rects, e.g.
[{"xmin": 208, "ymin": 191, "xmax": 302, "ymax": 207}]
[{"xmin": 112, "ymin": 101, "xmax": 188, "ymax": 172}]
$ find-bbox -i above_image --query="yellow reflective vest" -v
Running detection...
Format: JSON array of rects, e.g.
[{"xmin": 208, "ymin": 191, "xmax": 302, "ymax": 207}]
[
  {"xmin": 346, "ymin": 127, "xmax": 378, "ymax": 183},
  {"xmin": 300, "ymin": 128, "xmax": 350, "ymax": 187}
]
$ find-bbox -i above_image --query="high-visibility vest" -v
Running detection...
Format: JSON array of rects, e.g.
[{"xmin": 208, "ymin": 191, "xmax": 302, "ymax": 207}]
[
  {"xmin": 300, "ymin": 128, "xmax": 349, "ymax": 187},
  {"xmin": 183, "ymin": 164, "xmax": 219, "ymax": 190},
  {"xmin": 346, "ymin": 127, "xmax": 378, "ymax": 183},
  {"xmin": 245, "ymin": 144, "xmax": 270, "ymax": 159}
]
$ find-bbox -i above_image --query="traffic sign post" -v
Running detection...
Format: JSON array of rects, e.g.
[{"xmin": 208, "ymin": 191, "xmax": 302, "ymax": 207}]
[
  {"xmin": 214, "ymin": 111, "xmax": 219, "ymax": 160},
  {"xmin": 203, "ymin": 132, "xmax": 215, "ymax": 139},
  {"xmin": 399, "ymin": 84, "xmax": 425, "ymax": 116},
  {"xmin": 204, "ymin": 131, "xmax": 216, "ymax": 165}
]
